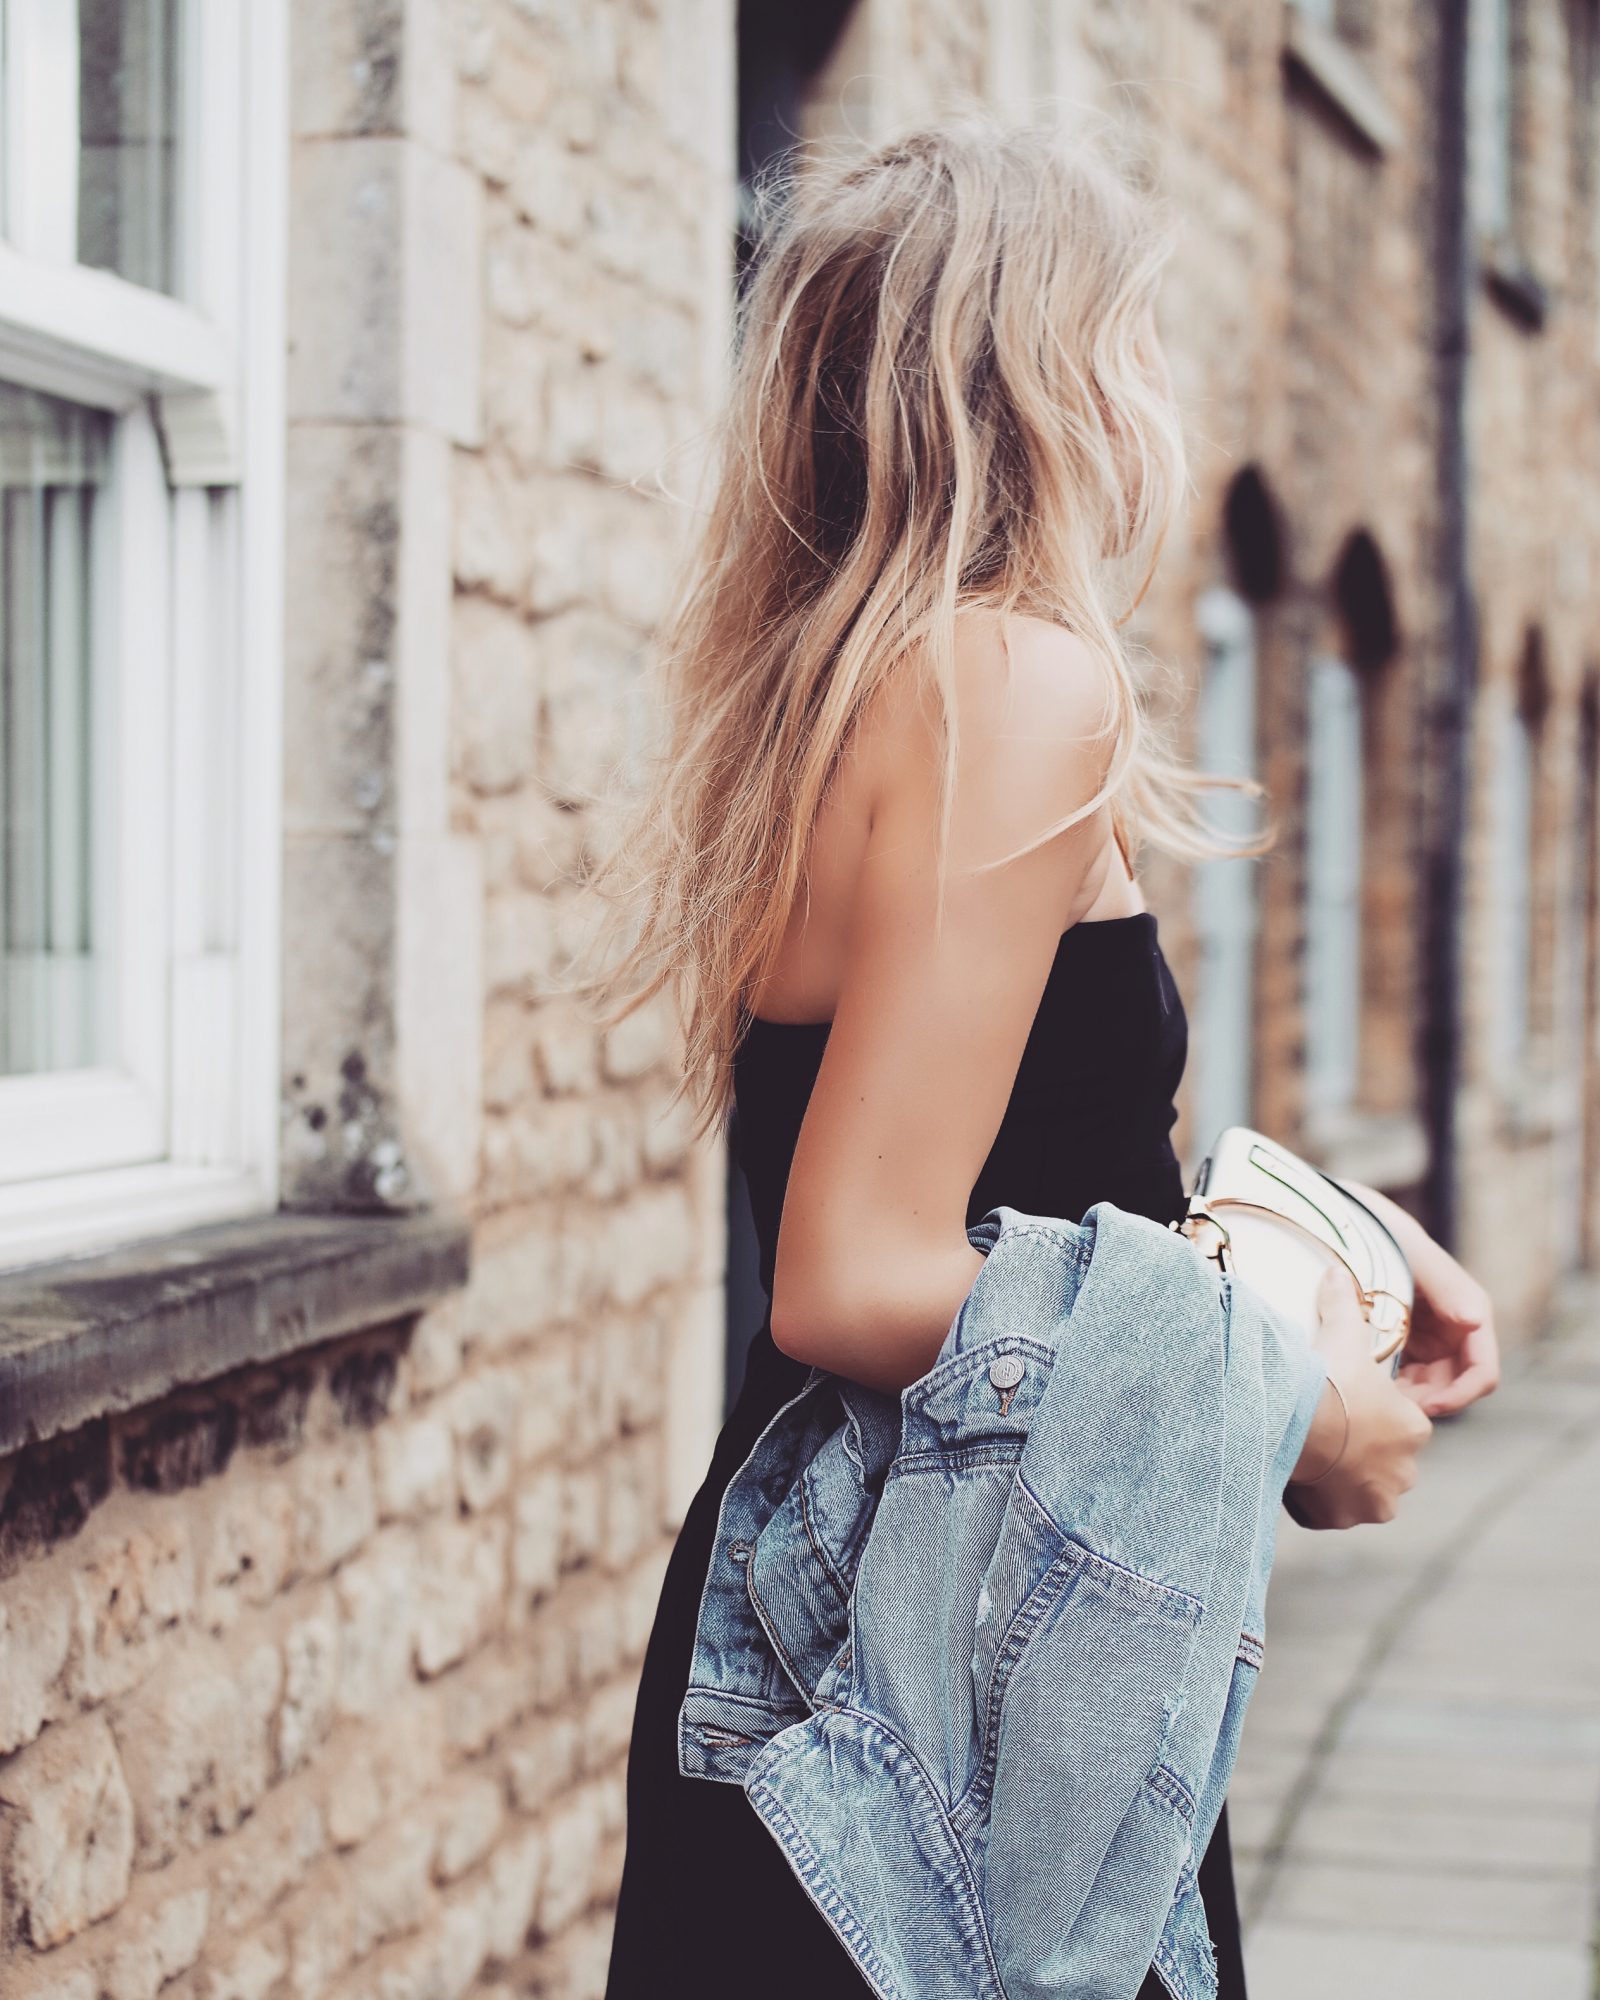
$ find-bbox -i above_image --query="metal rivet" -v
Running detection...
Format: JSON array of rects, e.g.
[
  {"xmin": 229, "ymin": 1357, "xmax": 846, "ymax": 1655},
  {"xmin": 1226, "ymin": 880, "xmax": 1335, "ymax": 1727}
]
[{"xmin": 988, "ymin": 1354, "xmax": 1025, "ymax": 1391}]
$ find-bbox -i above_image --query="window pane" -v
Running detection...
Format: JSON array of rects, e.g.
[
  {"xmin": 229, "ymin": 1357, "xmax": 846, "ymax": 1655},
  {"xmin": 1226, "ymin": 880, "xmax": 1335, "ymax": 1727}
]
[
  {"xmin": 0, "ymin": 383, "xmax": 112, "ymax": 1076},
  {"xmin": 78, "ymin": 0, "xmax": 182, "ymax": 294},
  {"xmin": 1192, "ymin": 588, "xmax": 1261, "ymax": 1155},
  {"xmin": 1304, "ymin": 654, "xmax": 1364, "ymax": 1114},
  {"xmin": 1470, "ymin": 0, "xmax": 1514, "ymax": 238}
]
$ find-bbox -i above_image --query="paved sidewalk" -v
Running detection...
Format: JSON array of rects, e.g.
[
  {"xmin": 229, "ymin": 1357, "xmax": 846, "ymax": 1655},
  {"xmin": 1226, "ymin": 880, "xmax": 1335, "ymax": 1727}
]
[{"xmin": 1233, "ymin": 1278, "xmax": 1600, "ymax": 2000}]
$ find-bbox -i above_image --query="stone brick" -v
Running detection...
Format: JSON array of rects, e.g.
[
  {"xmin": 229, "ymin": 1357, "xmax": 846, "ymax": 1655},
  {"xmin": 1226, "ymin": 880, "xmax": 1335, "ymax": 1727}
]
[
  {"xmin": 100, "ymin": 1880, "xmax": 210, "ymax": 2000},
  {"xmin": 535, "ymin": 1783, "xmax": 606, "ymax": 1936},
  {"xmin": 199, "ymin": 1477, "xmax": 297, "ymax": 1625},
  {"xmin": 484, "ymin": 1821, "xmax": 545, "ymax": 1961},
  {"xmin": 7, "ymin": 1958, "xmax": 98, "ymax": 2000},
  {"xmin": 348, "ymin": 1815, "xmax": 437, "ymax": 1958},
  {"xmin": 407, "ymin": 1299, "xmax": 465, "ymax": 1398},
  {"xmin": 372, "ymin": 1412, "xmax": 456, "ymax": 1520},
  {"xmin": 584, "ymin": 1101, "xmax": 644, "ymax": 1200},
  {"xmin": 482, "ymin": 1102, "xmax": 601, "ymax": 1203},
  {"xmin": 466, "ymin": 1227, "xmax": 563, "ymax": 1352},
  {"xmin": 180, "ymin": 1923, "xmax": 288, "ymax": 2000},
  {"xmin": 454, "ymin": 451, "xmax": 534, "ymax": 605},
  {"xmin": 115, "ymin": 1639, "xmax": 281, "ymax": 1867},
  {"xmin": 565, "ymin": 1577, "xmax": 625, "ymax": 1694},
  {"xmin": 530, "ymin": 1904, "xmax": 615, "ymax": 2000},
  {"xmin": 280, "ymin": 1864, "xmax": 357, "ymax": 2000},
  {"xmin": 606, "ymin": 1313, "xmax": 663, "ymax": 1435},
  {"xmin": 600, "ymin": 1434, "xmax": 659, "ymax": 1574},
  {"xmin": 559, "ymin": 1461, "xmax": 604, "ymax": 1574},
  {"xmin": 441, "ymin": 1370, "xmax": 517, "ymax": 1513},
  {"xmin": 340, "ymin": 1881, "xmax": 489, "ymax": 2000},
  {"xmin": 532, "ymin": 1005, "xmax": 602, "ymax": 1096},
  {"xmin": 432, "ymin": 1772, "xmax": 504, "ymax": 1881},
  {"xmin": 335, "ymin": 1531, "xmax": 417, "ymax": 1718},
  {"xmin": 535, "ymin": 613, "xmax": 642, "ymax": 809},
  {"xmin": 482, "ymin": 996, "xmax": 538, "ymax": 1113},
  {"xmin": 206, "ymin": 1779, "xmax": 326, "ymax": 1937},
  {"xmin": 485, "ymin": 886, "xmax": 561, "ymax": 999},
  {"xmin": 619, "ymin": 1547, "xmax": 671, "ymax": 1663},
  {"xmin": 64, "ymin": 1515, "xmax": 196, "ymax": 1704},
  {"xmin": 565, "ymin": 1322, "xmax": 624, "ymax": 1461},
  {"xmin": 0, "ymin": 1713, "xmax": 135, "ymax": 1947},
  {"xmin": 294, "ymin": 1442, "xmax": 379, "ymax": 1579},
  {"xmin": 510, "ymin": 1465, "xmax": 564, "ymax": 1604},
  {"xmin": 413, "ymin": 1515, "xmax": 508, "ymax": 1677},
  {"xmin": 601, "ymin": 1182, "xmax": 696, "ymax": 1308},
  {"xmin": 640, "ymin": 1086, "xmax": 699, "ymax": 1175},
  {"xmin": 0, "ymin": 1569, "xmax": 71, "ymax": 1755},
  {"xmin": 577, "ymin": 1676, "xmax": 638, "ymax": 1777},
  {"xmin": 278, "ymin": 1599, "xmax": 341, "ymax": 1776},
  {"xmin": 598, "ymin": 992, "xmax": 673, "ymax": 1082},
  {"xmin": 324, "ymin": 1696, "xmax": 447, "ymax": 1849},
  {"xmin": 505, "ymin": 1712, "xmax": 582, "ymax": 1816},
  {"xmin": 438, "ymin": 1639, "xmax": 535, "ymax": 1758},
  {"xmin": 511, "ymin": 1341, "xmax": 578, "ymax": 1466},
  {"xmin": 454, "ymin": 595, "xmax": 540, "ymax": 796}
]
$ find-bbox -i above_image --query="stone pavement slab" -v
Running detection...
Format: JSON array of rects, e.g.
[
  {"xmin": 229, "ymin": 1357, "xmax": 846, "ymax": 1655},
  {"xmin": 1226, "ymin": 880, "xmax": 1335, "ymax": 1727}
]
[
  {"xmin": 1245, "ymin": 1927, "xmax": 1590, "ymax": 2000},
  {"xmin": 1236, "ymin": 1279, "xmax": 1600, "ymax": 1998}
]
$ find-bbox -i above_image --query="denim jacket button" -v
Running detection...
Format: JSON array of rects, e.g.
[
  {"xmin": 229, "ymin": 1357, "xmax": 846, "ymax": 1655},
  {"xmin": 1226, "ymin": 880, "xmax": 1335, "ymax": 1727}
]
[
  {"xmin": 988, "ymin": 1354, "xmax": 1025, "ymax": 1391},
  {"xmin": 728, "ymin": 1539, "xmax": 752, "ymax": 1564}
]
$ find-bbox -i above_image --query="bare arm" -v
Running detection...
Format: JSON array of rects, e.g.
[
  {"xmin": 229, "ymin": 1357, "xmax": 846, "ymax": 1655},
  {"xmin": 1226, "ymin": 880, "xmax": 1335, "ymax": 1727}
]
[{"xmin": 768, "ymin": 613, "xmax": 1119, "ymax": 1392}]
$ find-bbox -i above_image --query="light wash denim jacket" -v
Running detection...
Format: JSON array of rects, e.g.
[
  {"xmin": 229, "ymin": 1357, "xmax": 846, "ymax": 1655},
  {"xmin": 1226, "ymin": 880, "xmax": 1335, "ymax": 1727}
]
[{"xmin": 678, "ymin": 1200, "xmax": 1326, "ymax": 2000}]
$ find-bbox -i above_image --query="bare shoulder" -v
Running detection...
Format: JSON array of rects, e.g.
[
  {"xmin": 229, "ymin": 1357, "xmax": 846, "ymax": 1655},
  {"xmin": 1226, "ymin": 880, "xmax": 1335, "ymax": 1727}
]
[{"xmin": 851, "ymin": 607, "xmax": 1119, "ymax": 865}]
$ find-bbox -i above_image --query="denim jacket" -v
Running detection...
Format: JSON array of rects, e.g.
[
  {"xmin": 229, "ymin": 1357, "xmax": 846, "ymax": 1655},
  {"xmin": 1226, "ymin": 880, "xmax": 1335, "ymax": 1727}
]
[{"xmin": 678, "ymin": 1200, "xmax": 1326, "ymax": 2000}]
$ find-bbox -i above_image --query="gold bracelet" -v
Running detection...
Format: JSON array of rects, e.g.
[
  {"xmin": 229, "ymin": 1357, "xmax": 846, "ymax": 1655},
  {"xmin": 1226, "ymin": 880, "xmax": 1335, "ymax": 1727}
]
[{"xmin": 1292, "ymin": 1372, "xmax": 1350, "ymax": 1487}]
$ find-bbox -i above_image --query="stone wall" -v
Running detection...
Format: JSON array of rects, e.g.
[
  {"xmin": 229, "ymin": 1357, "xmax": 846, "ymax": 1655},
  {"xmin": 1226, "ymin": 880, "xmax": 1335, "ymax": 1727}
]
[
  {"xmin": 0, "ymin": 1289, "xmax": 681, "ymax": 2000},
  {"xmin": 1, "ymin": 0, "xmax": 733, "ymax": 1996}
]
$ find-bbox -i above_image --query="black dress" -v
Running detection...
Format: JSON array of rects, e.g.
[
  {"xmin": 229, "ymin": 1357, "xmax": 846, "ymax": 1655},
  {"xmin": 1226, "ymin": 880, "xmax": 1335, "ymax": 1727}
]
[{"xmin": 606, "ymin": 912, "xmax": 1249, "ymax": 2000}]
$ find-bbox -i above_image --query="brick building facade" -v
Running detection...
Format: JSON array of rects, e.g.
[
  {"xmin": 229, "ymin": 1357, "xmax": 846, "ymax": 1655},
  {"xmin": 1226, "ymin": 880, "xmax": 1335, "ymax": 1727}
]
[{"xmin": 0, "ymin": 4, "xmax": 1594, "ymax": 1998}]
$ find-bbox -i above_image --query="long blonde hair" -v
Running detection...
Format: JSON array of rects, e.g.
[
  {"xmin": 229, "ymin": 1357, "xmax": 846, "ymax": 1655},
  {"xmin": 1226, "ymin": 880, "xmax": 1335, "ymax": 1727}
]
[{"xmin": 577, "ymin": 116, "xmax": 1268, "ymax": 1139}]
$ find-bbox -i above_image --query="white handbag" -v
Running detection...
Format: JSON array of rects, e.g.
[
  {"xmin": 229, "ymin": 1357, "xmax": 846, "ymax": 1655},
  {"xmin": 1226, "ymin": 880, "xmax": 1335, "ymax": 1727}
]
[{"xmin": 1173, "ymin": 1125, "xmax": 1411, "ymax": 1372}]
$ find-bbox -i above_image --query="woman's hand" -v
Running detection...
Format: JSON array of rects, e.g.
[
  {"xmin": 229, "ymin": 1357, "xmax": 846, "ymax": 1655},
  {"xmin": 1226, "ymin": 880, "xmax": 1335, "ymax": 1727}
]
[
  {"xmin": 1340, "ymin": 1178, "xmax": 1502, "ymax": 1419},
  {"xmin": 1287, "ymin": 1265, "xmax": 1434, "ymax": 1530}
]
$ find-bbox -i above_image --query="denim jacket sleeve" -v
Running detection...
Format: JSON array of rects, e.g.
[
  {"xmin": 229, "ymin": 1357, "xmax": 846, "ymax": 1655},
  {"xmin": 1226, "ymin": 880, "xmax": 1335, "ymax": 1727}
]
[{"xmin": 678, "ymin": 1200, "xmax": 1325, "ymax": 2000}]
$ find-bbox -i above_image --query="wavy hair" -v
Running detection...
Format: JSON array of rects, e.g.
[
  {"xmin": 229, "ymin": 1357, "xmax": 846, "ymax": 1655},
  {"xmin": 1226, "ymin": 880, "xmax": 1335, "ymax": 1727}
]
[{"xmin": 575, "ymin": 115, "xmax": 1269, "ymax": 1139}]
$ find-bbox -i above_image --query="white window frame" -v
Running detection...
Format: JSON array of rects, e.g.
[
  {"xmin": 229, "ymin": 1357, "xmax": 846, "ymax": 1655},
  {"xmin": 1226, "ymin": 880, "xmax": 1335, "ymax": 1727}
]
[
  {"xmin": 1189, "ymin": 586, "xmax": 1261, "ymax": 1169},
  {"xmin": 1304, "ymin": 652, "xmax": 1365, "ymax": 1119},
  {"xmin": 0, "ymin": 0, "xmax": 284, "ymax": 1268},
  {"xmin": 1489, "ymin": 685, "xmax": 1535, "ymax": 1078},
  {"xmin": 1469, "ymin": 0, "xmax": 1516, "ymax": 242}
]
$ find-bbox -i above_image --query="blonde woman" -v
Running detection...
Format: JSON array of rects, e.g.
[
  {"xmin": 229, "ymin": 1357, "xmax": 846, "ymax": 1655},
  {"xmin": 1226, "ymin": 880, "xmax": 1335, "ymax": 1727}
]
[{"xmin": 592, "ymin": 120, "xmax": 1496, "ymax": 2000}]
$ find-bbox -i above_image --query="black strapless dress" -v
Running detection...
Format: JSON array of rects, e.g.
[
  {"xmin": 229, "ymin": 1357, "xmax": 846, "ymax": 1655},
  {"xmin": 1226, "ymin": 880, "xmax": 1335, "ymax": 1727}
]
[{"xmin": 605, "ymin": 913, "xmax": 1249, "ymax": 2000}]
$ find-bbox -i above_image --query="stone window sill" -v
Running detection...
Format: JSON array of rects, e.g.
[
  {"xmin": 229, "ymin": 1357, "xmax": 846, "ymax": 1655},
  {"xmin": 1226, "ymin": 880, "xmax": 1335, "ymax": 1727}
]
[
  {"xmin": 1299, "ymin": 1108, "xmax": 1430, "ymax": 1194},
  {"xmin": 0, "ymin": 1208, "xmax": 470, "ymax": 1456},
  {"xmin": 1283, "ymin": 11, "xmax": 1400, "ymax": 157}
]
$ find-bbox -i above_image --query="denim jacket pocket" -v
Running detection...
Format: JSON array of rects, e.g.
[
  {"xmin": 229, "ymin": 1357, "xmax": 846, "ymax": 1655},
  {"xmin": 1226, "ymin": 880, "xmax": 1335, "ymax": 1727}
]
[
  {"xmin": 955, "ymin": 1475, "xmax": 1203, "ymax": 1831},
  {"xmin": 957, "ymin": 1476, "xmax": 1206, "ymax": 1995}
]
